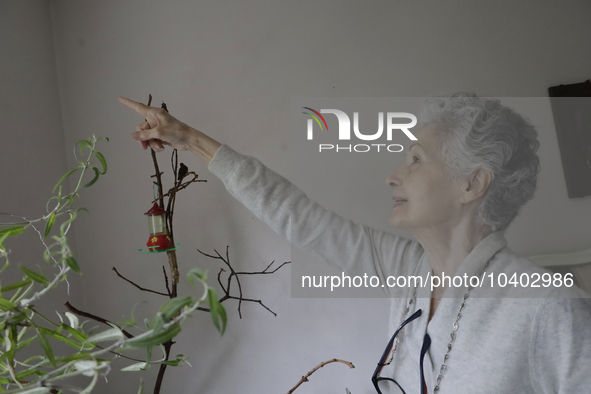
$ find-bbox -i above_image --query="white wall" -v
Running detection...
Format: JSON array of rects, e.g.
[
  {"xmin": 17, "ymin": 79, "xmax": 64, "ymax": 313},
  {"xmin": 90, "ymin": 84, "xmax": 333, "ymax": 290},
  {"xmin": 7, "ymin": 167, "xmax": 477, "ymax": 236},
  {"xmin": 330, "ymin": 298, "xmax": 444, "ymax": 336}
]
[
  {"xmin": 2, "ymin": 0, "xmax": 591, "ymax": 393},
  {"xmin": 0, "ymin": 0, "xmax": 86, "ymax": 333},
  {"xmin": 0, "ymin": 0, "xmax": 67, "ymax": 241}
]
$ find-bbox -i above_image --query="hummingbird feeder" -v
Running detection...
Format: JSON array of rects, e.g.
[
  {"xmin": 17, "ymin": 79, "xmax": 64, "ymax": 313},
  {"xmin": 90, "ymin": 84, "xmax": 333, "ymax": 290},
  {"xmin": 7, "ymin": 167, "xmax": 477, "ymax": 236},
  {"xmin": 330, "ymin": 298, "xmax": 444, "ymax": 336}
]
[{"xmin": 141, "ymin": 202, "xmax": 173, "ymax": 253}]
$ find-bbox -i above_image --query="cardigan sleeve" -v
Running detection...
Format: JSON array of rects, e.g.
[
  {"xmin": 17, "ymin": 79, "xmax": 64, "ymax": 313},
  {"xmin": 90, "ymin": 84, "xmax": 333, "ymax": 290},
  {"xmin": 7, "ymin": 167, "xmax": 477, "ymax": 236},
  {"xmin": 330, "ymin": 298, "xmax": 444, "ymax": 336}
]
[
  {"xmin": 207, "ymin": 144, "xmax": 422, "ymax": 281},
  {"xmin": 530, "ymin": 291, "xmax": 591, "ymax": 393}
]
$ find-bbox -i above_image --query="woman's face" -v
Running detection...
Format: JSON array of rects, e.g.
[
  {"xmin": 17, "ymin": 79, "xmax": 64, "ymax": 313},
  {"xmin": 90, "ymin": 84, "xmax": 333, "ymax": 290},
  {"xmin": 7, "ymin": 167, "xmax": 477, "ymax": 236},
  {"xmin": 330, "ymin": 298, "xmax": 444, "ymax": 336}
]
[{"xmin": 386, "ymin": 124, "xmax": 465, "ymax": 232}]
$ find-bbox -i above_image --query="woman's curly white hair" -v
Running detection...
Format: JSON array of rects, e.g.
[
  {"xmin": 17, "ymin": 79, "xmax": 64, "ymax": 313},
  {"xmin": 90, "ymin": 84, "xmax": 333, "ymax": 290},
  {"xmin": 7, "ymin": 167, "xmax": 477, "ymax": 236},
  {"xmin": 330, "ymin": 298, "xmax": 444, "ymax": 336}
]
[{"xmin": 420, "ymin": 93, "xmax": 541, "ymax": 232}]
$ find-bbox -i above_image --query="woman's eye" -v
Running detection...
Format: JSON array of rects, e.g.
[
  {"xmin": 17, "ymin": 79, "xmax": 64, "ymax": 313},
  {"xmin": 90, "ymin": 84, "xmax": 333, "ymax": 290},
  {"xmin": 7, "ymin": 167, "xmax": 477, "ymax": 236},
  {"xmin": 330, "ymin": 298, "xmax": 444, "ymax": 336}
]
[{"xmin": 412, "ymin": 156, "xmax": 420, "ymax": 164}]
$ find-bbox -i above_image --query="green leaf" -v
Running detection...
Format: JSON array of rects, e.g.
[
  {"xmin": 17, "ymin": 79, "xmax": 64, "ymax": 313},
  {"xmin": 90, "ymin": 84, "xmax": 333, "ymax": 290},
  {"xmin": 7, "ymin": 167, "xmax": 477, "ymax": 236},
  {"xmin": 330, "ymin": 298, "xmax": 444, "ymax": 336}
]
[
  {"xmin": 43, "ymin": 247, "xmax": 60, "ymax": 264},
  {"xmin": 9, "ymin": 311, "xmax": 28, "ymax": 325},
  {"xmin": 21, "ymin": 355, "xmax": 46, "ymax": 364},
  {"xmin": 123, "ymin": 324, "xmax": 181, "ymax": 349},
  {"xmin": 15, "ymin": 369, "xmax": 44, "ymax": 380},
  {"xmin": 65, "ymin": 257, "xmax": 81, "ymax": 274},
  {"xmin": 1, "ymin": 259, "xmax": 10, "ymax": 274},
  {"xmin": 84, "ymin": 327, "xmax": 124, "ymax": 344},
  {"xmin": 20, "ymin": 266, "xmax": 50, "ymax": 285},
  {"xmin": 65, "ymin": 312, "xmax": 79, "ymax": 329},
  {"xmin": 137, "ymin": 379, "xmax": 143, "ymax": 394},
  {"xmin": 95, "ymin": 152, "xmax": 107, "ymax": 174},
  {"xmin": 55, "ymin": 353, "xmax": 92, "ymax": 363},
  {"xmin": 147, "ymin": 314, "xmax": 164, "ymax": 334},
  {"xmin": 158, "ymin": 296, "xmax": 193, "ymax": 322},
  {"xmin": 5, "ymin": 325, "xmax": 18, "ymax": 363},
  {"xmin": 187, "ymin": 268, "xmax": 207, "ymax": 286},
  {"xmin": 59, "ymin": 208, "xmax": 88, "ymax": 236},
  {"xmin": 0, "ymin": 297, "xmax": 15, "ymax": 311},
  {"xmin": 208, "ymin": 288, "xmax": 227, "ymax": 335},
  {"xmin": 0, "ymin": 226, "xmax": 26, "ymax": 245},
  {"xmin": 53, "ymin": 167, "xmax": 79, "ymax": 193},
  {"xmin": 37, "ymin": 329, "xmax": 56, "ymax": 367},
  {"xmin": 121, "ymin": 362, "xmax": 147, "ymax": 371},
  {"xmin": 11, "ymin": 280, "xmax": 34, "ymax": 305},
  {"xmin": 16, "ymin": 335, "xmax": 36, "ymax": 351},
  {"xmin": 159, "ymin": 358, "xmax": 184, "ymax": 366},
  {"xmin": 119, "ymin": 301, "xmax": 143, "ymax": 329},
  {"xmin": 18, "ymin": 325, "xmax": 28, "ymax": 340},
  {"xmin": 39, "ymin": 327, "xmax": 86, "ymax": 350},
  {"xmin": 143, "ymin": 345, "xmax": 152, "ymax": 370},
  {"xmin": 0, "ymin": 278, "xmax": 32, "ymax": 294},
  {"xmin": 83, "ymin": 167, "xmax": 101, "ymax": 188},
  {"xmin": 60, "ymin": 323, "xmax": 87, "ymax": 342},
  {"xmin": 77, "ymin": 139, "xmax": 92, "ymax": 154},
  {"xmin": 74, "ymin": 359, "xmax": 97, "ymax": 377},
  {"xmin": 16, "ymin": 387, "xmax": 50, "ymax": 394},
  {"xmin": 44, "ymin": 212, "xmax": 56, "ymax": 239}
]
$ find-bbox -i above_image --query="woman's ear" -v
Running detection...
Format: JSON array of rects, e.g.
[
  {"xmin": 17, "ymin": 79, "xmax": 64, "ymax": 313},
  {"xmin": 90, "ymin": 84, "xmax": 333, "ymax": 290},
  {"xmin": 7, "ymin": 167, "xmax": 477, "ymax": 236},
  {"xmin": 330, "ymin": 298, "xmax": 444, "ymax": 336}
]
[{"xmin": 459, "ymin": 168, "xmax": 492, "ymax": 204}]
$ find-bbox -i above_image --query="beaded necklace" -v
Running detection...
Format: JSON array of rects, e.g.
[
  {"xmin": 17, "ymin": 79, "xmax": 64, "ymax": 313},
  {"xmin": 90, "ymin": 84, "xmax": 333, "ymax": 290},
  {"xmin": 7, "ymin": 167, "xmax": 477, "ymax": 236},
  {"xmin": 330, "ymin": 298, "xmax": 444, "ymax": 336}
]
[{"xmin": 382, "ymin": 260, "xmax": 491, "ymax": 393}]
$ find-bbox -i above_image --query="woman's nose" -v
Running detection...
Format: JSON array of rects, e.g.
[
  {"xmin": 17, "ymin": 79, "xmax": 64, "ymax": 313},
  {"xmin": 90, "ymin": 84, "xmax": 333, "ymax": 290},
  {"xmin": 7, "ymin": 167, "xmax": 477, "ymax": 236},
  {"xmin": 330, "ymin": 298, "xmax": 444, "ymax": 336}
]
[{"xmin": 386, "ymin": 168, "xmax": 401, "ymax": 188}]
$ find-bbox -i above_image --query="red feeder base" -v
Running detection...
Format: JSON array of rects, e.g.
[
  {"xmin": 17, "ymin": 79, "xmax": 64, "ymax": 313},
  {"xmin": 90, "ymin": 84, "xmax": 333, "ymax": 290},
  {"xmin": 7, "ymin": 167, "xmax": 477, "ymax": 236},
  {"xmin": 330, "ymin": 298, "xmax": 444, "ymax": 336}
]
[{"xmin": 146, "ymin": 234, "xmax": 171, "ymax": 252}]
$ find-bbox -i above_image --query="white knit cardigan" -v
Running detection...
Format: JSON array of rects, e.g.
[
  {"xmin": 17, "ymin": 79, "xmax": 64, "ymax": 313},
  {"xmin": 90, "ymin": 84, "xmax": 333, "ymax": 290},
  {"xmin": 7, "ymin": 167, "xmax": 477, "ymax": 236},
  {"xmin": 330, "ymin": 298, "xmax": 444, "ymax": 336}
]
[{"xmin": 208, "ymin": 144, "xmax": 591, "ymax": 394}]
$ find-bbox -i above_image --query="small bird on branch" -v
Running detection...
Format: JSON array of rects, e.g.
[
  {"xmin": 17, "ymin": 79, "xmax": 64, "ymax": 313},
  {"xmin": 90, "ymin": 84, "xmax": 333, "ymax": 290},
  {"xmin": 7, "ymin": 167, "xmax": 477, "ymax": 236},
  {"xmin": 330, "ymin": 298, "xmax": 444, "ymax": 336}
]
[{"xmin": 178, "ymin": 163, "xmax": 189, "ymax": 181}]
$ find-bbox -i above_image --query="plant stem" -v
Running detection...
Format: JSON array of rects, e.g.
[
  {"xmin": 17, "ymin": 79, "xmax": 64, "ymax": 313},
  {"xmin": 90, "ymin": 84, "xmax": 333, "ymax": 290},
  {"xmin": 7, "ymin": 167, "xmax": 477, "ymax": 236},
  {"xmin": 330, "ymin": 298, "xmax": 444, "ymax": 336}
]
[{"xmin": 287, "ymin": 359, "xmax": 355, "ymax": 394}]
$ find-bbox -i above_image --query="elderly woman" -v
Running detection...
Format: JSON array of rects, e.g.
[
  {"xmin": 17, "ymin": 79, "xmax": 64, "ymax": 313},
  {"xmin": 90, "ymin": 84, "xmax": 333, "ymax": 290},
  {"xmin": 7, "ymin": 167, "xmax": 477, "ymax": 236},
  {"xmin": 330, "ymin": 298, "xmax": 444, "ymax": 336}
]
[{"xmin": 120, "ymin": 94, "xmax": 591, "ymax": 393}]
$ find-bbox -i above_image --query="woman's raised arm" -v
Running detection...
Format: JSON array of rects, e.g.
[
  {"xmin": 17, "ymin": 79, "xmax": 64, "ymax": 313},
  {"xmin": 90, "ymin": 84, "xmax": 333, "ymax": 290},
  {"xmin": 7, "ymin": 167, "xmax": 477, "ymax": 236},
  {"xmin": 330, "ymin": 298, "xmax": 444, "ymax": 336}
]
[
  {"xmin": 120, "ymin": 97, "xmax": 422, "ymax": 286},
  {"xmin": 207, "ymin": 144, "xmax": 422, "ymax": 283}
]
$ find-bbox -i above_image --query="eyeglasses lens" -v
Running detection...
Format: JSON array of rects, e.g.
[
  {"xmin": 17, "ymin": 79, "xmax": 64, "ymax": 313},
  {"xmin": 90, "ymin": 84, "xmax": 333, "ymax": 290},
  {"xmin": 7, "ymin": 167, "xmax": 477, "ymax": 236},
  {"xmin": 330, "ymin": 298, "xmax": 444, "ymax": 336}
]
[{"xmin": 376, "ymin": 378, "xmax": 405, "ymax": 394}]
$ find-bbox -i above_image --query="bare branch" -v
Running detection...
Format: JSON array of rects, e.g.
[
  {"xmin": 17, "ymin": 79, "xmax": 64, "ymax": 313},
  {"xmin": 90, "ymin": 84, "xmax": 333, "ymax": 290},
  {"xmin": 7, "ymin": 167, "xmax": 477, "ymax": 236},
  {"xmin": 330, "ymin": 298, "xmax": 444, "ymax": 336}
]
[
  {"xmin": 235, "ymin": 261, "xmax": 291, "ymax": 276},
  {"xmin": 112, "ymin": 267, "xmax": 169, "ymax": 297},
  {"xmin": 216, "ymin": 246, "xmax": 244, "ymax": 318},
  {"xmin": 219, "ymin": 294, "xmax": 278, "ymax": 317},
  {"xmin": 196, "ymin": 248, "xmax": 223, "ymax": 260},
  {"xmin": 163, "ymin": 266, "xmax": 172, "ymax": 297},
  {"xmin": 153, "ymin": 173, "xmax": 206, "ymax": 204},
  {"xmin": 287, "ymin": 359, "xmax": 355, "ymax": 394},
  {"xmin": 199, "ymin": 247, "xmax": 290, "ymax": 318},
  {"xmin": 64, "ymin": 302, "xmax": 134, "ymax": 339},
  {"xmin": 216, "ymin": 268, "xmax": 228, "ymax": 294},
  {"xmin": 166, "ymin": 250, "xmax": 179, "ymax": 297}
]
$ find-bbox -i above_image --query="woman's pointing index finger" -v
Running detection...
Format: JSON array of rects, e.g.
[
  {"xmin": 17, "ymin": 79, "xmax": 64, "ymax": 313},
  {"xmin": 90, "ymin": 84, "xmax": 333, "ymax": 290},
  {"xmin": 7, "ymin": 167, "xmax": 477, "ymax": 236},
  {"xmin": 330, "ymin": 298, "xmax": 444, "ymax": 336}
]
[{"xmin": 119, "ymin": 96, "xmax": 151, "ymax": 117}]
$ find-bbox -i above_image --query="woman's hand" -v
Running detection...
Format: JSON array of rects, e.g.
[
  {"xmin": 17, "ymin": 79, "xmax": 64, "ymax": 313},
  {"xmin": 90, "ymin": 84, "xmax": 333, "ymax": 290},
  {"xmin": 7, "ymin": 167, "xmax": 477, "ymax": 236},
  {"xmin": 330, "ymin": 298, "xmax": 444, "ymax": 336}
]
[{"xmin": 119, "ymin": 96, "xmax": 221, "ymax": 164}]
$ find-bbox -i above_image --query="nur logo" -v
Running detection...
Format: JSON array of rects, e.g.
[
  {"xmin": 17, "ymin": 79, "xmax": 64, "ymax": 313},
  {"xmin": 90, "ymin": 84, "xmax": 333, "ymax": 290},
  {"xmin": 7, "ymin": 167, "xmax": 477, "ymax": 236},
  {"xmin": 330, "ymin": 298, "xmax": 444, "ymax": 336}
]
[{"xmin": 302, "ymin": 108, "xmax": 418, "ymax": 153}]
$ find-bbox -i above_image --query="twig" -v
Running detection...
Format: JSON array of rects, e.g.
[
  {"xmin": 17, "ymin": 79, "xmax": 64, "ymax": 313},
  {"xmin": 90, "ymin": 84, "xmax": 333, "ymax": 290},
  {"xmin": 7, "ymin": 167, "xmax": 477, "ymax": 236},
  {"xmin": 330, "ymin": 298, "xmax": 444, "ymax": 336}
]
[
  {"xmin": 166, "ymin": 147, "xmax": 178, "ymax": 240},
  {"xmin": 172, "ymin": 149, "xmax": 178, "ymax": 186},
  {"xmin": 198, "ymin": 247, "xmax": 290, "ymax": 318},
  {"xmin": 218, "ymin": 294, "xmax": 278, "ymax": 317},
  {"xmin": 163, "ymin": 266, "xmax": 172, "ymax": 297},
  {"xmin": 166, "ymin": 250, "xmax": 179, "ymax": 296},
  {"xmin": 152, "ymin": 173, "xmax": 206, "ymax": 204},
  {"xmin": 223, "ymin": 246, "xmax": 244, "ymax": 317},
  {"xmin": 197, "ymin": 247, "xmax": 240, "ymax": 299},
  {"xmin": 217, "ymin": 268, "xmax": 227, "ymax": 294},
  {"xmin": 235, "ymin": 261, "xmax": 291, "ymax": 276},
  {"xmin": 153, "ymin": 340, "xmax": 172, "ymax": 394},
  {"xmin": 63, "ymin": 302, "xmax": 133, "ymax": 339},
  {"xmin": 145, "ymin": 95, "xmax": 165, "ymax": 210},
  {"xmin": 89, "ymin": 344, "xmax": 145, "ymax": 363},
  {"xmin": 287, "ymin": 359, "xmax": 355, "ymax": 394},
  {"xmin": 112, "ymin": 267, "xmax": 169, "ymax": 297}
]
